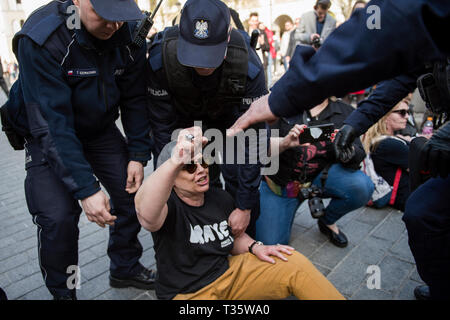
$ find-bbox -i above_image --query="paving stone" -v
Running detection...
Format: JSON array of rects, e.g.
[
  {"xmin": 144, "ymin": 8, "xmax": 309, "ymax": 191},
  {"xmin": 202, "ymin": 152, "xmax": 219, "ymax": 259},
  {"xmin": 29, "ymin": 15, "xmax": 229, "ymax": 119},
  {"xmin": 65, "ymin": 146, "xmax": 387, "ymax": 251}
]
[
  {"xmin": 139, "ymin": 233, "xmax": 155, "ymax": 250},
  {"xmin": 311, "ymin": 242, "xmax": 355, "ymax": 270},
  {"xmin": 296, "ymin": 223, "xmax": 329, "ymax": 248},
  {"xmin": 85, "ymin": 241, "xmax": 109, "ymax": 259},
  {"xmin": 372, "ymin": 214, "xmax": 406, "ymax": 243},
  {"xmin": 135, "ymin": 292, "xmax": 157, "ymax": 300},
  {"xmin": 19, "ymin": 285, "xmax": 53, "ymax": 300},
  {"xmin": 355, "ymin": 206, "xmax": 390, "ymax": 226},
  {"xmin": 326, "ymin": 256, "xmax": 370, "ymax": 297},
  {"xmin": 389, "ymin": 233, "xmax": 415, "ymax": 263},
  {"xmin": 95, "ymin": 287, "xmax": 147, "ymax": 300},
  {"xmin": 351, "ymin": 286, "xmax": 394, "ymax": 300},
  {"xmin": 313, "ymin": 263, "xmax": 332, "ymax": 277},
  {"xmin": 3, "ymin": 272, "xmax": 45, "ymax": 300},
  {"xmin": 410, "ymin": 267, "xmax": 424, "ymax": 283},
  {"xmin": 76, "ymin": 271, "xmax": 111, "ymax": 300},
  {"xmin": 0, "ymin": 252, "xmax": 30, "ymax": 273},
  {"xmin": 378, "ymin": 255, "xmax": 414, "ymax": 293},
  {"xmin": 334, "ymin": 207, "xmax": 364, "ymax": 227},
  {"xmin": 346, "ymin": 235, "xmax": 392, "ymax": 265},
  {"xmin": 289, "ymin": 236, "xmax": 319, "ymax": 259},
  {"xmin": 293, "ymin": 209, "xmax": 316, "ymax": 229},
  {"xmin": 141, "ymin": 248, "xmax": 157, "ymax": 268},
  {"xmin": 80, "ymin": 255, "xmax": 110, "ymax": 281},
  {"xmin": 78, "ymin": 248, "xmax": 100, "ymax": 267},
  {"xmin": 340, "ymin": 219, "xmax": 374, "ymax": 244},
  {"xmin": 78, "ymin": 229, "xmax": 109, "ymax": 252},
  {"xmin": 0, "ymin": 273, "xmax": 12, "ymax": 288}
]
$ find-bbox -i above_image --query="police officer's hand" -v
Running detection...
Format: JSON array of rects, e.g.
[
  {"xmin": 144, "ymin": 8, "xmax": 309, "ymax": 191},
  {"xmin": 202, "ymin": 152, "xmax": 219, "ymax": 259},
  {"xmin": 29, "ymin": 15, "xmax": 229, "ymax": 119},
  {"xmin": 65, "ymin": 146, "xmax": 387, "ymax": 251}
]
[
  {"xmin": 419, "ymin": 141, "xmax": 450, "ymax": 178},
  {"xmin": 228, "ymin": 208, "xmax": 251, "ymax": 238},
  {"xmin": 333, "ymin": 124, "xmax": 357, "ymax": 163},
  {"xmin": 81, "ymin": 191, "xmax": 117, "ymax": 228},
  {"xmin": 227, "ymin": 94, "xmax": 278, "ymax": 136},
  {"xmin": 126, "ymin": 161, "xmax": 144, "ymax": 194}
]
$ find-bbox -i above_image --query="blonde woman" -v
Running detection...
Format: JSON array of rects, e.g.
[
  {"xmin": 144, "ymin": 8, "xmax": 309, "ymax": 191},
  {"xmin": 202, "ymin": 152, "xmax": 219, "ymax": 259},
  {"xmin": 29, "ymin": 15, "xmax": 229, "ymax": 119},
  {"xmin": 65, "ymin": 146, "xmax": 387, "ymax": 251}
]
[{"xmin": 362, "ymin": 98, "xmax": 412, "ymax": 211}]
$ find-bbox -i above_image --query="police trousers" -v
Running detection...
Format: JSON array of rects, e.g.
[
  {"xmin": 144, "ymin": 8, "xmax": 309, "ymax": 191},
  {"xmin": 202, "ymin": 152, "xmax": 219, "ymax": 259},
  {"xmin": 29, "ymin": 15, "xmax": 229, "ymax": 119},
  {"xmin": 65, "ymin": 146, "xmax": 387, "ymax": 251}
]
[
  {"xmin": 403, "ymin": 176, "xmax": 450, "ymax": 300},
  {"xmin": 24, "ymin": 125, "xmax": 143, "ymax": 298}
]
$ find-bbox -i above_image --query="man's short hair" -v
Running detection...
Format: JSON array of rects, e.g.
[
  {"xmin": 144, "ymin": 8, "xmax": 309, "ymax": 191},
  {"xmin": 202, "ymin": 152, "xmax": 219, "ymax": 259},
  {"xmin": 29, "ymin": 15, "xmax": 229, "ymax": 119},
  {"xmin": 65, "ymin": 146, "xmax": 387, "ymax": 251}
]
[
  {"xmin": 315, "ymin": 0, "xmax": 331, "ymax": 10},
  {"xmin": 249, "ymin": 12, "xmax": 259, "ymax": 18}
]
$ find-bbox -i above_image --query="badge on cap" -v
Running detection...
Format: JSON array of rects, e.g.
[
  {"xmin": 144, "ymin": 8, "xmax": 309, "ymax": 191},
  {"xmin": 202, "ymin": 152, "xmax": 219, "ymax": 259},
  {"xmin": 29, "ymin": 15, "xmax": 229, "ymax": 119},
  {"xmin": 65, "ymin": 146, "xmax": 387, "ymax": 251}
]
[{"xmin": 194, "ymin": 19, "xmax": 209, "ymax": 39}]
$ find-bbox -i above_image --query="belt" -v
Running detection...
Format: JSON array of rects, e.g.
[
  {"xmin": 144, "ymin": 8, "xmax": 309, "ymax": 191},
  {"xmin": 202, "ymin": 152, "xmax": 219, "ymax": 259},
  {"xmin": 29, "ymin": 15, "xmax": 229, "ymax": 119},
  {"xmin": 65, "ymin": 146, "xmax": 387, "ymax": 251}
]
[{"xmin": 264, "ymin": 176, "xmax": 311, "ymax": 198}]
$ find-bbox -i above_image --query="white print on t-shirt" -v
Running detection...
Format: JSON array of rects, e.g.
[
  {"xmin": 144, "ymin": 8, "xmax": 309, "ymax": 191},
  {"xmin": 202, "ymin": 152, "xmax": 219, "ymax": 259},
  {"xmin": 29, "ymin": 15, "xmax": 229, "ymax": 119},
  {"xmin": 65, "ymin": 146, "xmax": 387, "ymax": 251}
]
[{"xmin": 189, "ymin": 220, "xmax": 233, "ymax": 248}]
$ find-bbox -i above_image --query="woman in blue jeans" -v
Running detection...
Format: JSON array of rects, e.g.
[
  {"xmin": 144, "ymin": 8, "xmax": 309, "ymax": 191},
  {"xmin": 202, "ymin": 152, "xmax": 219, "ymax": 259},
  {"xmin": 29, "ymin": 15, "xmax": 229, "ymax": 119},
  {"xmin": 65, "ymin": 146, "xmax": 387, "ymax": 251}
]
[{"xmin": 255, "ymin": 98, "xmax": 374, "ymax": 247}]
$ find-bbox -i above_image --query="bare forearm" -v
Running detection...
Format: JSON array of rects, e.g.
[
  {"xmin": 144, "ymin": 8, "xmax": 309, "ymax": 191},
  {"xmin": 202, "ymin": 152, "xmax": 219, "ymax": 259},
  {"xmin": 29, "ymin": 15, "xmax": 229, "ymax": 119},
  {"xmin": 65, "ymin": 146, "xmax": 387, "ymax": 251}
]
[
  {"xmin": 135, "ymin": 159, "xmax": 181, "ymax": 230},
  {"xmin": 231, "ymin": 232, "xmax": 255, "ymax": 255},
  {"xmin": 269, "ymin": 137, "xmax": 289, "ymax": 157}
]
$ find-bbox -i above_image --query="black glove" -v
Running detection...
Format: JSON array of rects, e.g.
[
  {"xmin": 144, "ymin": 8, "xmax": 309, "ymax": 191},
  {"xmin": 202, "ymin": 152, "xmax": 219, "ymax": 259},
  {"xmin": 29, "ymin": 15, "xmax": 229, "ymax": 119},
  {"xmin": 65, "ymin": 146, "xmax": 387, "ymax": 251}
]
[
  {"xmin": 419, "ymin": 141, "xmax": 450, "ymax": 178},
  {"xmin": 333, "ymin": 124, "xmax": 357, "ymax": 164}
]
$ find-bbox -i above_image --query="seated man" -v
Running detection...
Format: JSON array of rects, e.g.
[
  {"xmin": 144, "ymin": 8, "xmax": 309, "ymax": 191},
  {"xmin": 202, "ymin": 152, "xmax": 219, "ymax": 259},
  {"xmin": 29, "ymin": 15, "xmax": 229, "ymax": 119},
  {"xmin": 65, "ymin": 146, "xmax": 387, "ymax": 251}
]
[
  {"xmin": 256, "ymin": 97, "xmax": 374, "ymax": 247},
  {"xmin": 134, "ymin": 127, "xmax": 344, "ymax": 300}
]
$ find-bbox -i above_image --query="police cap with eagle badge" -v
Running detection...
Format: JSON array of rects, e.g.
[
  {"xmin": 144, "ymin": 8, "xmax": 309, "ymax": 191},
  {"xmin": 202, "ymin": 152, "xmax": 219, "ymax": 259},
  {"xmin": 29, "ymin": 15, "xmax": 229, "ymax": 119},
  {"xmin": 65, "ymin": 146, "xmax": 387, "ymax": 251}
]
[{"xmin": 177, "ymin": 0, "xmax": 231, "ymax": 69}]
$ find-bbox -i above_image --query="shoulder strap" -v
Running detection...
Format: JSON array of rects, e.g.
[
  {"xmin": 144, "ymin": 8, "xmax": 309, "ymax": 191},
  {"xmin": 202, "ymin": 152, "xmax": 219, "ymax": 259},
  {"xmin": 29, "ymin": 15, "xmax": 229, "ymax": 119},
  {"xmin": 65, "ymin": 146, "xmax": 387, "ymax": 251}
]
[
  {"xmin": 389, "ymin": 168, "xmax": 403, "ymax": 205},
  {"xmin": 12, "ymin": 1, "xmax": 67, "ymax": 57},
  {"xmin": 219, "ymin": 29, "xmax": 248, "ymax": 96},
  {"xmin": 162, "ymin": 27, "xmax": 193, "ymax": 93}
]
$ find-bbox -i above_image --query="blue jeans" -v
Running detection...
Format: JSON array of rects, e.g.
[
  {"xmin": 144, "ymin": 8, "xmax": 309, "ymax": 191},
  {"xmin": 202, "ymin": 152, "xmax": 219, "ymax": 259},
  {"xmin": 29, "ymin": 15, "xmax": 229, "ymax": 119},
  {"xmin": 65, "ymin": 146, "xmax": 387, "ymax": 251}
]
[{"xmin": 255, "ymin": 164, "xmax": 374, "ymax": 245}]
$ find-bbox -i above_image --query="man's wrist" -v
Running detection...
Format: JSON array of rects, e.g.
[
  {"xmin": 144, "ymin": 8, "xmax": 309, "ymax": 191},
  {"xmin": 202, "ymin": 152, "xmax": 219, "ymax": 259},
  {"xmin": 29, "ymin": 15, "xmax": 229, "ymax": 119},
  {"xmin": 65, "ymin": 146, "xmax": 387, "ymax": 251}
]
[{"xmin": 129, "ymin": 160, "xmax": 147, "ymax": 167}]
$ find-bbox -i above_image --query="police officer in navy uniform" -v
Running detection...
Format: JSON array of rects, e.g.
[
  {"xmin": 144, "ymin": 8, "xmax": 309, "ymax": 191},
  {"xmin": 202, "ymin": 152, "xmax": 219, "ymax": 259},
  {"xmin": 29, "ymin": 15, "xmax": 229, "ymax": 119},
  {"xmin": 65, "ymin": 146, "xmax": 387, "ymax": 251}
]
[
  {"xmin": 228, "ymin": 0, "xmax": 449, "ymax": 300},
  {"xmin": 0, "ymin": 0, "xmax": 155, "ymax": 300},
  {"xmin": 146, "ymin": 0, "xmax": 268, "ymax": 238}
]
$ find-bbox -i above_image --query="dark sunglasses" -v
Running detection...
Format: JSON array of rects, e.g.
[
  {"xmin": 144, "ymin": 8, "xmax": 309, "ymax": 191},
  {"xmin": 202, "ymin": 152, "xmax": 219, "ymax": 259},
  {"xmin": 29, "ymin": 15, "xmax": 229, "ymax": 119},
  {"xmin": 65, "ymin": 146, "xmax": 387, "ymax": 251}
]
[
  {"xmin": 392, "ymin": 109, "xmax": 410, "ymax": 117},
  {"xmin": 182, "ymin": 162, "xmax": 209, "ymax": 174}
]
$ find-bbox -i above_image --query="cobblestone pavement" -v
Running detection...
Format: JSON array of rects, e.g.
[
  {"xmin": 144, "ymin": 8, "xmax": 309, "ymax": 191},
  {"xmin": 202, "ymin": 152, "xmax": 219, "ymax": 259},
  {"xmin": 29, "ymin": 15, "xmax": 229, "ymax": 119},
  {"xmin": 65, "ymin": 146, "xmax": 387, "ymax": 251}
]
[{"xmin": 0, "ymin": 124, "xmax": 424, "ymax": 300}]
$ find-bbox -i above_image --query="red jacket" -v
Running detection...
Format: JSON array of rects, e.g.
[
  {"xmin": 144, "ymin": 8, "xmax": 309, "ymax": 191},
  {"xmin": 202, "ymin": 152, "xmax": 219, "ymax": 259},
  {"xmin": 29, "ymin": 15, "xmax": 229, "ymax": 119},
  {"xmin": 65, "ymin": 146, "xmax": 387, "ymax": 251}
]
[{"xmin": 264, "ymin": 28, "xmax": 277, "ymax": 59}]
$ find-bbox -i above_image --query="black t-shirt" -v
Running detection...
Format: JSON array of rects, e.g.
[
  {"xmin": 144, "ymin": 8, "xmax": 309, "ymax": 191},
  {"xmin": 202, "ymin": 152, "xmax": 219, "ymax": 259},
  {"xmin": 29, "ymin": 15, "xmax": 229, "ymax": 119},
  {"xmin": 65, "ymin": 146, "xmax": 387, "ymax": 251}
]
[
  {"xmin": 371, "ymin": 137, "xmax": 410, "ymax": 211},
  {"xmin": 151, "ymin": 188, "xmax": 236, "ymax": 300}
]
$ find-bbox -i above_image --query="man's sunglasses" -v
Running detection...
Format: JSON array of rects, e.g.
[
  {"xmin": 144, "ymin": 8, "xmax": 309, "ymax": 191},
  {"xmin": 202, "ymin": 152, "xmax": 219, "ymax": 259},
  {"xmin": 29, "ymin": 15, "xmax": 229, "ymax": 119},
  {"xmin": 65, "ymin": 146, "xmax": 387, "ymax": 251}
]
[
  {"xmin": 392, "ymin": 109, "xmax": 410, "ymax": 117},
  {"xmin": 182, "ymin": 162, "xmax": 209, "ymax": 174}
]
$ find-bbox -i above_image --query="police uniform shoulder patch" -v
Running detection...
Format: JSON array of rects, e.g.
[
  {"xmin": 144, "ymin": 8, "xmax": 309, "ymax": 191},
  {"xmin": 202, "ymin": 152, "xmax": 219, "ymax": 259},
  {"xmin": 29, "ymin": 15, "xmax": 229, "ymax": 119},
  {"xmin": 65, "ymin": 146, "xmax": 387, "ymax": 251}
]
[{"xmin": 194, "ymin": 19, "xmax": 209, "ymax": 39}]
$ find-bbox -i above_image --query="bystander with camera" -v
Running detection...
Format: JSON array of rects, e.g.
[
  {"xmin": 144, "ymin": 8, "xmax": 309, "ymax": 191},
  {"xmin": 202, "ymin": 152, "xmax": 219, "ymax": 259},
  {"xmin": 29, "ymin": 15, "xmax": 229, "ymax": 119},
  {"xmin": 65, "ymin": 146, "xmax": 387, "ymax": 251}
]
[{"xmin": 255, "ymin": 97, "xmax": 374, "ymax": 247}]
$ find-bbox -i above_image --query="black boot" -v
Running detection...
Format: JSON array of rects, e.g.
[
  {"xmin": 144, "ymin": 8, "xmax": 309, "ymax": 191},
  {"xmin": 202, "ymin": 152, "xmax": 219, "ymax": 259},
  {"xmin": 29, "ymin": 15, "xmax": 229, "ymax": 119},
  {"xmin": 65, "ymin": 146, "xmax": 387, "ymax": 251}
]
[
  {"xmin": 110, "ymin": 267, "xmax": 157, "ymax": 290},
  {"xmin": 414, "ymin": 285, "xmax": 431, "ymax": 300}
]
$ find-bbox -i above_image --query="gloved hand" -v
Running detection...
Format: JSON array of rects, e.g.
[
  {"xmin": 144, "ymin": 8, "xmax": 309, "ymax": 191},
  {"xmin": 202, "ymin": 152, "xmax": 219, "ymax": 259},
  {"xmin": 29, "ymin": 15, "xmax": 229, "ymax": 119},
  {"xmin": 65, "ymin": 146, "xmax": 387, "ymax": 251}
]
[
  {"xmin": 419, "ymin": 141, "xmax": 450, "ymax": 178},
  {"xmin": 333, "ymin": 124, "xmax": 357, "ymax": 163}
]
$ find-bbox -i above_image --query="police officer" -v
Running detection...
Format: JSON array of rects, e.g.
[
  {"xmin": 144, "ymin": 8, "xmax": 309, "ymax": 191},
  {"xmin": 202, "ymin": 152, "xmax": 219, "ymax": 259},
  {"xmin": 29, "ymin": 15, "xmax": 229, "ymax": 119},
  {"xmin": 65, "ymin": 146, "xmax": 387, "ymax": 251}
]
[
  {"xmin": 228, "ymin": 0, "xmax": 450, "ymax": 300},
  {"xmin": 336, "ymin": 68, "xmax": 449, "ymax": 300},
  {"xmin": 146, "ymin": 0, "xmax": 268, "ymax": 238},
  {"xmin": 228, "ymin": 0, "xmax": 449, "ymax": 133},
  {"xmin": 0, "ymin": 0, "xmax": 155, "ymax": 300}
]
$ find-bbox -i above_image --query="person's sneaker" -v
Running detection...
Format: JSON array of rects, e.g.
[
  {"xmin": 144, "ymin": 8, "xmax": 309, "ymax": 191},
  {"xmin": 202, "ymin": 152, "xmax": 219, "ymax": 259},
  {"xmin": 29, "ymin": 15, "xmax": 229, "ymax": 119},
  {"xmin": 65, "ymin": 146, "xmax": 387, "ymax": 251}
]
[
  {"xmin": 110, "ymin": 267, "xmax": 156, "ymax": 290},
  {"xmin": 414, "ymin": 285, "xmax": 431, "ymax": 300}
]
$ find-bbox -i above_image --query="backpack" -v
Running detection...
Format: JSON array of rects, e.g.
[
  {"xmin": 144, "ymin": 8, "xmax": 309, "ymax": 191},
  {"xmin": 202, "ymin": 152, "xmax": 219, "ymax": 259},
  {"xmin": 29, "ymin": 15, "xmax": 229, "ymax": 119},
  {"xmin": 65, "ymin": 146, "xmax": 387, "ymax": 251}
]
[{"xmin": 361, "ymin": 153, "xmax": 392, "ymax": 202}]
